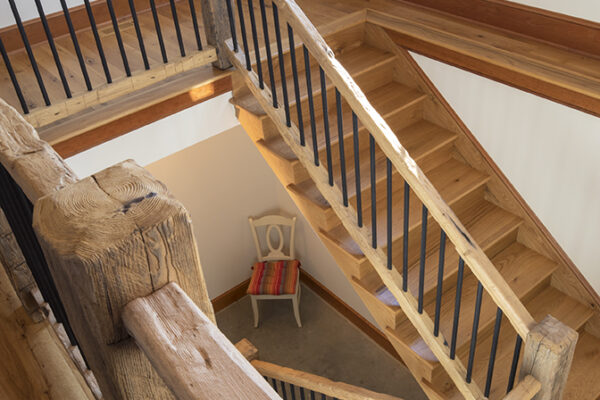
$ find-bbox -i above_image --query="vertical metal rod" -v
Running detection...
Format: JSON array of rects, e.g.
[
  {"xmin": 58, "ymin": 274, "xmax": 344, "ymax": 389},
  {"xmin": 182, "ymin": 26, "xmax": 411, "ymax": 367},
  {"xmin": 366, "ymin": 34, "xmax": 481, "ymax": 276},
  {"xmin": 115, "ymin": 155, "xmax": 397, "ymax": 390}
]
[
  {"xmin": 259, "ymin": 0, "xmax": 277, "ymax": 107},
  {"xmin": 506, "ymin": 335, "xmax": 523, "ymax": 393},
  {"xmin": 59, "ymin": 0, "xmax": 92, "ymax": 91},
  {"xmin": 402, "ymin": 181, "xmax": 410, "ymax": 292},
  {"xmin": 8, "ymin": 0, "xmax": 50, "ymax": 105},
  {"xmin": 236, "ymin": 0, "xmax": 251, "ymax": 70},
  {"xmin": 273, "ymin": 4, "xmax": 290, "ymax": 125},
  {"xmin": 225, "ymin": 0, "xmax": 238, "ymax": 52},
  {"xmin": 270, "ymin": 377, "xmax": 278, "ymax": 391},
  {"xmin": 280, "ymin": 379, "xmax": 288, "ymax": 400},
  {"xmin": 466, "ymin": 281, "xmax": 484, "ymax": 383},
  {"xmin": 336, "ymin": 89, "xmax": 348, "ymax": 205},
  {"xmin": 433, "ymin": 230, "xmax": 446, "ymax": 336},
  {"xmin": 352, "ymin": 113, "xmax": 362, "ymax": 227},
  {"xmin": 290, "ymin": 383, "xmax": 297, "ymax": 400},
  {"xmin": 288, "ymin": 25, "xmax": 303, "ymax": 143},
  {"xmin": 485, "ymin": 307, "xmax": 503, "ymax": 397},
  {"xmin": 169, "ymin": 0, "xmax": 186, "ymax": 57},
  {"xmin": 83, "ymin": 0, "xmax": 111, "ymax": 83},
  {"xmin": 369, "ymin": 134, "xmax": 376, "ymax": 248},
  {"xmin": 248, "ymin": 0, "xmax": 263, "ymax": 88},
  {"xmin": 386, "ymin": 158, "xmax": 392, "ymax": 269},
  {"xmin": 299, "ymin": 386, "xmax": 305, "ymax": 400},
  {"xmin": 320, "ymin": 67, "xmax": 333, "ymax": 185},
  {"xmin": 310, "ymin": 389, "xmax": 316, "ymax": 400},
  {"xmin": 128, "ymin": 0, "xmax": 150, "ymax": 70},
  {"xmin": 303, "ymin": 46, "xmax": 318, "ymax": 165},
  {"xmin": 106, "ymin": 0, "xmax": 131, "ymax": 76},
  {"xmin": 0, "ymin": 36, "xmax": 28, "ymax": 113},
  {"xmin": 418, "ymin": 205, "xmax": 428, "ymax": 313},
  {"xmin": 187, "ymin": 0, "xmax": 203, "ymax": 50},
  {"xmin": 34, "ymin": 0, "xmax": 71, "ymax": 98},
  {"xmin": 150, "ymin": 0, "xmax": 168, "ymax": 63},
  {"xmin": 321, "ymin": 394, "xmax": 326, "ymax": 400},
  {"xmin": 450, "ymin": 258, "xmax": 465, "ymax": 359}
]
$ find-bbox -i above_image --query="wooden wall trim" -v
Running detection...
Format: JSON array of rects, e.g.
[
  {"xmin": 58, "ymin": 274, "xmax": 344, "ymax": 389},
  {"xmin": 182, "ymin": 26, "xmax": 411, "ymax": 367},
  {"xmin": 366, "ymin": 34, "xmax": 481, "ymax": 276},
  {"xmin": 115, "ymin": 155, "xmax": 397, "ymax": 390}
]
[
  {"xmin": 211, "ymin": 278, "xmax": 251, "ymax": 313},
  {"xmin": 397, "ymin": 0, "xmax": 600, "ymax": 58},
  {"xmin": 0, "ymin": 0, "xmax": 173, "ymax": 54}
]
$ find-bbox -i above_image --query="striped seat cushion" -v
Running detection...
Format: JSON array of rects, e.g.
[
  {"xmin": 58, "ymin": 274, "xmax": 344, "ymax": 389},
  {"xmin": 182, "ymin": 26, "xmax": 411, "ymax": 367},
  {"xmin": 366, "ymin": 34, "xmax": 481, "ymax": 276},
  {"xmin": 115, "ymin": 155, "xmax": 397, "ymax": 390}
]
[{"xmin": 247, "ymin": 260, "xmax": 300, "ymax": 295}]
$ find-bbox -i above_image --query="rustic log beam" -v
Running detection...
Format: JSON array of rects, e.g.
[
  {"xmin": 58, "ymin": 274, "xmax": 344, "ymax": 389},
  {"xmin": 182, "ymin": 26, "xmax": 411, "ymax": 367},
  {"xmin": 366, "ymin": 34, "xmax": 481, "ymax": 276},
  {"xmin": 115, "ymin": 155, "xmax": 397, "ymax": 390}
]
[
  {"xmin": 519, "ymin": 315, "xmax": 578, "ymax": 400},
  {"xmin": 33, "ymin": 160, "xmax": 215, "ymax": 400},
  {"xmin": 123, "ymin": 282, "xmax": 280, "ymax": 400},
  {"xmin": 201, "ymin": 0, "xmax": 233, "ymax": 69}
]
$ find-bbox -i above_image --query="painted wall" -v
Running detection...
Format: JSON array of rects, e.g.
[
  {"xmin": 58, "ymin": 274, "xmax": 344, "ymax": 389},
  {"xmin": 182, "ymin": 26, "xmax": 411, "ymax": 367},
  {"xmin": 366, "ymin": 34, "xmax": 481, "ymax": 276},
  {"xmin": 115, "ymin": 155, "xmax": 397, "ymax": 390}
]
[
  {"xmin": 0, "ymin": 0, "xmax": 84, "ymax": 29},
  {"xmin": 511, "ymin": 0, "xmax": 600, "ymax": 23},
  {"xmin": 412, "ymin": 53, "xmax": 600, "ymax": 294}
]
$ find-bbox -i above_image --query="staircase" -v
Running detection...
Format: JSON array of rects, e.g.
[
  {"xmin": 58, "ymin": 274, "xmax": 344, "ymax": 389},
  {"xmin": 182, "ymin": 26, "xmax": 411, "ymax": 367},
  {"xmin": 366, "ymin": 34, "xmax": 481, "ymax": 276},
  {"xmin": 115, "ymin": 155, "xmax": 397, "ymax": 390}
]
[{"xmin": 226, "ymin": 1, "xmax": 600, "ymax": 399}]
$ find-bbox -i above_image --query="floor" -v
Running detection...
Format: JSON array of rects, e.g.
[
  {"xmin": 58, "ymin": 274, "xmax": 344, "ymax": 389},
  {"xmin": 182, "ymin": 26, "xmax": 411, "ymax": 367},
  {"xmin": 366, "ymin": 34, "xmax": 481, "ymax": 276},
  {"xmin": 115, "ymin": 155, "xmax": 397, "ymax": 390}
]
[{"xmin": 216, "ymin": 283, "xmax": 428, "ymax": 399}]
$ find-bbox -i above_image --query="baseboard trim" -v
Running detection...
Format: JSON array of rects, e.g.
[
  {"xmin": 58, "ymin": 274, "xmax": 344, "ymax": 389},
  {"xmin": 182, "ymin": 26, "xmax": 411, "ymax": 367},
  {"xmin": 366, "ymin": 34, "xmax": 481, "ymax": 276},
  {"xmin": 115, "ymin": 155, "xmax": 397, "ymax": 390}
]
[
  {"xmin": 299, "ymin": 270, "xmax": 403, "ymax": 363},
  {"xmin": 211, "ymin": 278, "xmax": 250, "ymax": 313}
]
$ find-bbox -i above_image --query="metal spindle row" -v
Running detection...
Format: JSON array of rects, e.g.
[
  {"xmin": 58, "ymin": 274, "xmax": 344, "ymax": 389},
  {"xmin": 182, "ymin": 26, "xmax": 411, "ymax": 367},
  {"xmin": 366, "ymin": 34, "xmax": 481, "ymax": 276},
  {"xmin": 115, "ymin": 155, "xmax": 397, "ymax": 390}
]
[
  {"xmin": 265, "ymin": 376, "xmax": 338, "ymax": 399},
  {"xmin": 225, "ymin": 1, "xmax": 526, "ymax": 395},
  {"xmin": 0, "ymin": 0, "xmax": 205, "ymax": 114}
]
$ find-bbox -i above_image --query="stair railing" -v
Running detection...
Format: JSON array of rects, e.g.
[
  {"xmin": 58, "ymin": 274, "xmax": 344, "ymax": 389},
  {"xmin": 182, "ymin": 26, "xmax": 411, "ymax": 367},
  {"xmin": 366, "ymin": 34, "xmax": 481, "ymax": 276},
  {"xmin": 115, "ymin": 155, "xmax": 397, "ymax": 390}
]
[{"xmin": 223, "ymin": 1, "xmax": 577, "ymax": 399}]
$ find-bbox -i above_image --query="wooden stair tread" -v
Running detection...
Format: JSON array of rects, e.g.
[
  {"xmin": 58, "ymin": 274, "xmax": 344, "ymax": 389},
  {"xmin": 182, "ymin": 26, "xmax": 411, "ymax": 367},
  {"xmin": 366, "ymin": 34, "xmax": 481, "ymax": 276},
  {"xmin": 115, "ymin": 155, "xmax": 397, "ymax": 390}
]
[
  {"xmin": 325, "ymin": 159, "xmax": 490, "ymax": 258},
  {"xmin": 563, "ymin": 332, "xmax": 600, "ymax": 400},
  {"xmin": 443, "ymin": 286, "xmax": 594, "ymax": 399}
]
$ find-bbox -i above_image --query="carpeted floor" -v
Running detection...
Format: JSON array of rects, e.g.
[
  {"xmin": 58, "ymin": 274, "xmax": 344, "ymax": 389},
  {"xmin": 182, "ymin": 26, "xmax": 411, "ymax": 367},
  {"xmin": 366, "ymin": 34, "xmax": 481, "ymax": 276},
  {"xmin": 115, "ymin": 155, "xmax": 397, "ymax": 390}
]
[{"xmin": 216, "ymin": 284, "xmax": 428, "ymax": 399}]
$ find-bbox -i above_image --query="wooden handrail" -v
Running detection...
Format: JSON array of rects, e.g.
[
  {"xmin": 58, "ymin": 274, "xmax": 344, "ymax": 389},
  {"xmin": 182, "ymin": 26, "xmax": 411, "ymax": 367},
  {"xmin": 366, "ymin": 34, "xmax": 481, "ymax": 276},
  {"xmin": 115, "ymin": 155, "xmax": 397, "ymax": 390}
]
[
  {"xmin": 122, "ymin": 282, "xmax": 280, "ymax": 400},
  {"xmin": 273, "ymin": 0, "xmax": 535, "ymax": 342},
  {"xmin": 502, "ymin": 375, "xmax": 541, "ymax": 400},
  {"xmin": 252, "ymin": 359, "xmax": 403, "ymax": 400}
]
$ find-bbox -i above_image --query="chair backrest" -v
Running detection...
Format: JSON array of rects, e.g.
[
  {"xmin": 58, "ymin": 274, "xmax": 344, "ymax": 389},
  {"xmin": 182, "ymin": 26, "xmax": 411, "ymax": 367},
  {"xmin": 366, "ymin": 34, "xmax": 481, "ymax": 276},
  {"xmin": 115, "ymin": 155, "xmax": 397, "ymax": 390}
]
[{"xmin": 248, "ymin": 215, "xmax": 296, "ymax": 261}]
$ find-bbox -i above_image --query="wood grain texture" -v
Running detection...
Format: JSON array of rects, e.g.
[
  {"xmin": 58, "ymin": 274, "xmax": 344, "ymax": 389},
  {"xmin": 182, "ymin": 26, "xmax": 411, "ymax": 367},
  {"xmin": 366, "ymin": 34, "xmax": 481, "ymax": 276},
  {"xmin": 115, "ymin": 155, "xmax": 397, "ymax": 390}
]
[
  {"xmin": 520, "ymin": 315, "xmax": 578, "ymax": 400},
  {"xmin": 201, "ymin": 0, "xmax": 232, "ymax": 69},
  {"xmin": 234, "ymin": 338, "xmax": 259, "ymax": 362},
  {"xmin": 123, "ymin": 282, "xmax": 280, "ymax": 400},
  {"xmin": 252, "ymin": 359, "xmax": 404, "ymax": 400},
  {"xmin": 502, "ymin": 375, "xmax": 541, "ymax": 400},
  {"xmin": 33, "ymin": 160, "xmax": 214, "ymax": 400}
]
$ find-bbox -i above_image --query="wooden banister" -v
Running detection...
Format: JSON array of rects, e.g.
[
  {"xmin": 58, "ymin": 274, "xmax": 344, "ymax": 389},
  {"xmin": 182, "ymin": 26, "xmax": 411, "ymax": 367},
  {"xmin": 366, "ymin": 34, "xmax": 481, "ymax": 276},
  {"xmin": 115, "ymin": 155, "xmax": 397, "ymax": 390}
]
[
  {"xmin": 122, "ymin": 282, "xmax": 280, "ymax": 400},
  {"xmin": 502, "ymin": 375, "xmax": 541, "ymax": 400}
]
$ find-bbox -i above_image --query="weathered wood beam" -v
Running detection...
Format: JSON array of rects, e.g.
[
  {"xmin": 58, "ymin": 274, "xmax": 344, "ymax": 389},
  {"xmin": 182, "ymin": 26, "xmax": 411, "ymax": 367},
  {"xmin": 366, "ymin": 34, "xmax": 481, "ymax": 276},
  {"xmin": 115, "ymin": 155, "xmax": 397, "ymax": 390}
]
[
  {"xmin": 123, "ymin": 282, "xmax": 280, "ymax": 400},
  {"xmin": 503, "ymin": 375, "xmax": 541, "ymax": 400},
  {"xmin": 201, "ymin": 0, "xmax": 233, "ymax": 69},
  {"xmin": 33, "ymin": 160, "xmax": 215, "ymax": 400}
]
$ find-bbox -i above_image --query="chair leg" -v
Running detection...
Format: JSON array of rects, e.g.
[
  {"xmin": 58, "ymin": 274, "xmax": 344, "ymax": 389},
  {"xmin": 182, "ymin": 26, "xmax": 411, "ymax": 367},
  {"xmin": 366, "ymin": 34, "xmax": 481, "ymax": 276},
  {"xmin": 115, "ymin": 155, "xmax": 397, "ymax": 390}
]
[
  {"xmin": 292, "ymin": 291, "xmax": 302, "ymax": 328},
  {"xmin": 251, "ymin": 296, "xmax": 259, "ymax": 328}
]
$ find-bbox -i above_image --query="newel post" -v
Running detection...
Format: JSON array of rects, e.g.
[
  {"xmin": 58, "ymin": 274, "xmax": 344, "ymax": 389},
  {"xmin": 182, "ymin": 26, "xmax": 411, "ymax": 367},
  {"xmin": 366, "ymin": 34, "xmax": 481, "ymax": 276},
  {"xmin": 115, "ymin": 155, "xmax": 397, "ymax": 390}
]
[
  {"xmin": 33, "ymin": 160, "xmax": 215, "ymax": 400},
  {"xmin": 519, "ymin": 315, "xmax": 578, "ymax": 400},
  {"xmin": 201, "ymin": 0, "xmax": 232, "ymax": 69}
]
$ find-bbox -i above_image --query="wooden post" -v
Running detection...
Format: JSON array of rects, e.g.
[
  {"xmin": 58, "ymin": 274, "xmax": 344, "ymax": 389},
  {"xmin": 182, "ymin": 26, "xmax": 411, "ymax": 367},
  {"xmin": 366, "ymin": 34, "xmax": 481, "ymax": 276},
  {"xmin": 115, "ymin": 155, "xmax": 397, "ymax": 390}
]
[
  {"xmin": 123, "ymin": 283, "xmax": 280, "ymax": 400},
  {"xmin": 33, "ymin": 160, "xmax": 215, "ymax": 400},
  {"xmin": 519, "ymin": 315, "xmax": 578, "ymax": 400},
  {"xmin": 201, "ymin": 0, "xmax": 233, "ymax": 69}
]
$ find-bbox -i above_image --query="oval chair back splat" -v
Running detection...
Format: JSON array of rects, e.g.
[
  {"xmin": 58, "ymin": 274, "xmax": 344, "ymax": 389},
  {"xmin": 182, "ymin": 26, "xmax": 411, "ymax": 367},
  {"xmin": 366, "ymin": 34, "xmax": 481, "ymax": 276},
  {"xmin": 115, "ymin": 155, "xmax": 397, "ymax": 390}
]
[{"xmin": 247, "ymin": 215, "xmax": 301, "ymax": 328}]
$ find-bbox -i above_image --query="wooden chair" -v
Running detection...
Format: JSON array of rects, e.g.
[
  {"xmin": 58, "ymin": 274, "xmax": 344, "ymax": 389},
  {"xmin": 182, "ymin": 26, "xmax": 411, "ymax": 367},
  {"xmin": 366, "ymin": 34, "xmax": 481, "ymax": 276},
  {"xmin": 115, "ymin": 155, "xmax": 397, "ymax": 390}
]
[{"xmin": 247, "ymin": 215, "xmax": 301, "ymax": 328}]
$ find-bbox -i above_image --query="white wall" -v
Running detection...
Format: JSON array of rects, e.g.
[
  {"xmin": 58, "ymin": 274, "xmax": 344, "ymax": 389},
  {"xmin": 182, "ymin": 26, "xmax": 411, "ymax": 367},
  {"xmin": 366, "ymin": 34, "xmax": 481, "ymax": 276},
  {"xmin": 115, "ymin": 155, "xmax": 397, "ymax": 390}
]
[
  {"xmin": 511, "ymin": 0, "xmax": 600, "ymax": 23},
  {"xmin": 0, "ymin": 0, "xmax": 84, "ymax": 28},
  {"xmin": 412, "ymin": 53, "xmax": 600, "ymax": 294}
]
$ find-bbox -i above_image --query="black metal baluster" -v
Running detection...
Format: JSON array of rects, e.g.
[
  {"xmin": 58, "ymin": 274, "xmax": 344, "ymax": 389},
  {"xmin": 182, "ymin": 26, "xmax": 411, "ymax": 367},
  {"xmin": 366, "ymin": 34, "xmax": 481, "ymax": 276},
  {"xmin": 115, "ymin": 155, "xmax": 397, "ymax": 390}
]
[
  {"xmin": 128, "ymin": 0, "xmax": 150, "ymax": 70},
  {"xmin": 466, "ymin": 281, "xmax": 484, "ymax": 383},
  {"xmin": 188, "ymin": 0, "xmax": 203, "ymax": 50},
  {"xmin": 433, "ymin": 230, "xmax": 447, "ymax": 336},
  {"xmin": 387, "ymin": 158, "xmax": 392, "ymax": 269},
  {"xmin": 0, "ymin": 37, "xmax": 28, "ymax": 113},
  {"xmin": 259, "ymin": 0, "xmax": 277, "ymax": 107},
  {"xmin": 59, "ymin": 0, "xmax": 92, "ymax": 91},
  {"xmin": 320, "ymin": 68, "xmax": 333, "ymax": 185},
  {"xmin": 150, "ymin": 0, "xmax": 168, "ymax": 64},
  {"xmin": 290, "ymin": 383, "xmax": 297, "ymax": 400},
  {"xmin": 418, "ymin": 205, "xmax": 428, "ymax": 313},
  {"xmin": 273, "ymin": 4, "xmax": 290, "ymax": 126},
  {"xmin": 352, "ymin": 112, "xmax": 362, "ymax": 227},
  {"xmin": 270, "ymin": 377, "xmax": 278, "ymax": 391},
  {"xmin": 280, "ymin": 380, "xmax": 288, "ymax": 400},
  {"xmin": 321, "ymin": 394, "xmax": 326, "ymax": 400},
  {"xmin": 83, "ymin": 0, "xmax": 111, "ymax": 83},
  {"xmin": 336, "ymin": 89, "xmax": 348, "ymax": 205},
  {"xmin": 106, "ymin": 0, "xmax": 131, "ymax": 76},
  {"xmin": 506, "ymin": 335, "xmax": 523, "ymax": 393},
  {"xmin": 169, "ymin": 0, "xmax": 186, "ymax": 57},
  {"xmin": 225, "ymin": 0, "xmax": 238, "ymax": 52},
  {"xmin": 299, "ymin": 386, "xmax": 305, "ymax": 400},
  {"xmin": 370, "ymin": 134, "xmax": 376, "ymax": 248},
  {"xmin": 450, "ymin": 258, "xmax": 465, "ymax": 359},
  {"xmin": 236, "ymin": 0, "xmax": 251, "ymax": 70},
  {"xmin": 287, "ymin": 25, "xmax": 303, "ymax": 143},
  {"xmin": 248, "ymin": 0, "xmax": 263, "ymax": 88},
  {"xmin": 34, "ymin": 0, "xmax": 71, "ymax": 98},
  {"xmin": 8, "ymin": 0, "xmax": 50, "ymax": 105},
  {"xmin": 303, "ymin": 46, "xmax": 318, "ymax": 165},
  {"xmin": 310, "ymin": 389, "xmax": 316, "ymax": 400},
  {"xmin": 485, "ymin": 307, "xmax": 503, "ymax": 396},
  {"xmin": 402, "ymin": 181, "xmax": 410, "ymax": 292}
]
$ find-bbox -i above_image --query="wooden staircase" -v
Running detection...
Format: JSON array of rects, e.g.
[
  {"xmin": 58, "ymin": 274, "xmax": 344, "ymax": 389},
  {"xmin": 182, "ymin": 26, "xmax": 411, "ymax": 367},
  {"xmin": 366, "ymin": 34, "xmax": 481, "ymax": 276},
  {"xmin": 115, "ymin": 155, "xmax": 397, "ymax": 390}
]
[{"xmin": 229, "ymin": 11, "xmax": 600, "ymax": 400}]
